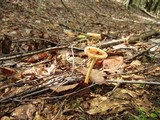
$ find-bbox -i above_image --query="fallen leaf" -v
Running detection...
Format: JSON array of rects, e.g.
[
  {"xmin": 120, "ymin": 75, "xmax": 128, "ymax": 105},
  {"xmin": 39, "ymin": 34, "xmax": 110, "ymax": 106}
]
[
  {"xmin": 86, "ymin": 95, "xmax": 129, "ymax": 115},
  {"xmin": 113, "ymin": 88, "xmax": 138, "ymax": 100},
  {"xmin": 148, "ymin": 66, "xmax": 160, "ymax": 76},
  {"xmin": 121, "ymin": 74, "xmax": 145, "ymax": 80},
  {"xmin": 12, "ymin": 104, "xmax": 36, "ymax": 120},
  {"xmin": 50, "ymin": 83, "xmax": 79, "ymax": 93},
  {"xmin": 44, "ymin": 62, "xmax": 56, "ymax": 75},
  {"xmin": 79, "ymin": 68, "xmax": 106, "ymax": 84},
  {"xmin": 27, "ymin": 52, "xmax": 48, "ymax": 63},
  {"xmin": 134, "ymin": 94, "xmax": 152, "ymax": 115},
  {"xmin": 130, "ymin": 60, "xmax": 141, "ymax": 67},
  {"xmin": 103, "ymin": 56, "xmax": 124, "ymax": 75},
  {"xmin": 103, "ymin": 56, "xmax": 124, "ymax": 70},
  {"xmin": 0, "ymin": 67, "xmax": 16, "ymax": 76}
]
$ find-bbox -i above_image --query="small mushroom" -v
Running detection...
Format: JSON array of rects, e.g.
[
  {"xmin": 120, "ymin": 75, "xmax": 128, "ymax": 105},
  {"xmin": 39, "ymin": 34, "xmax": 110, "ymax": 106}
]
[{"xmin": 84, "ymin": 46, "xmax": 108, "ymax": 84}]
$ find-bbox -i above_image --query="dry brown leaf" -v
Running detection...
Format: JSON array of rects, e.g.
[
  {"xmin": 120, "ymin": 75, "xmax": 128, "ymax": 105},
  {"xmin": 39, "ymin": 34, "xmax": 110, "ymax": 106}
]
[
  {"xmin": 0, "ymin": 67, "xmax": 16, "ymax": 76},
  {"xmin": 22, "ymin": 67, "xmax": 44, "ymax": 78},
  {"xmin": 134, "ymin": 94, "xmax": 152, "ymax": 115},
  {"xmin": 103, "ymin": 56, "xmax": 124, "ymax": 70},
  {"xmin": 22, "ymin": 62, "xmax": 56, "ymax": 78},
  {"xmin": 130, "ymin": 60, "xmax": 141, "ymax": 67},
  {"xmin": 121, "ymin": 74, "xmax": 145, "ymax": 80},
  {"xmin": 79, "ymin": 68, "xmax": 106, "ymax": 84},
  {"xmin": 102, "ymin": 56, "xmax": 124, "ymax": 75},
  {"xmin": 11, "ymin": 104, "xmax": 36, "ymax": 120},
  {"xmin": 50, "ymin": 83, "xmax": 79, "ymax": 93},
  {"xmin": 86, "ymin": 95, "xmax": 129, "ymax": 115},
  {"xmin": 113, "ymin": 88, "xmax": 138, "ymax": 100},
  {"xmin": 148, "ymin": 66, "xmax": 160, "ymax": 76},
  {"xmin": 27, "ymin": 52, "xmax": 48, "ymax": 63}
]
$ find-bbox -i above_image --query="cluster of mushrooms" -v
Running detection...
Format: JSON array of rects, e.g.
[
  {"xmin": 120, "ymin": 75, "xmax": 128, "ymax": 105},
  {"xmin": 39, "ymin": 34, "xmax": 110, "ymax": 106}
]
[{"xmin": 84, "ymin": 46, "xmax": 108, "ymax": 84}]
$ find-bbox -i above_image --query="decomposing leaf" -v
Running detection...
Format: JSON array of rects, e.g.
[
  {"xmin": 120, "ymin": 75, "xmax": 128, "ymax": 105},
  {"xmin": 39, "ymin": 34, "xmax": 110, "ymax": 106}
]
[
  {"xmin": 44, "ymin": 62, "xmax": 56, "ymax": 75},
  {"xmin": 148, "ymin": 66, "xmax": 160, "ymax": 76},
  {"xmin": 113, "ymin": 88, "xmax": 138, "ymax": 100},
  {"xmin": 103, "ymin": 56, "xmax": 124, "ymax": 74},
  {"xmin": 22, "ymin": 62, "xmax": 56, "ymax": 78},
  {"xmin": 50, "ymin": 83, "xmax": 79, "ymax": 93},
  {"xmin": 121, "ymin": 74, "xmax": 145, "ymax": 80},
  {"xmin": 103, "ymin": 56, "xmax": 124, "ymax": 69},
  {"xmin": 22, "ymin": 66, "xmax": 44, "ymax": 78},
  {"xmin": 130, "ymin": 60, "xmax": 141, "ymax": 67},
  {"xmin": 2, "ymin": 85, "xmax": 31, "ymax": 97},
  {"xmin": 86, "ymin": 95, "xmax": 129, "ymax": 115},
  {"xmin": 134, "ymin": 94, "xmax": 153, "ymax": 115},
  {"xmin": 0, "ymin": 67, "xmax": 16, "ymax": 76},
  {"xmin": 79, "ymin": 68, "xmax": 106, "ymax": 84},
  {"xmin": 11, "ymin": 104, "xmax": 36, "ymax": 120},
  {"xmin": 27, "ymin": 52, "xmax": 48, "ymax": 63}
]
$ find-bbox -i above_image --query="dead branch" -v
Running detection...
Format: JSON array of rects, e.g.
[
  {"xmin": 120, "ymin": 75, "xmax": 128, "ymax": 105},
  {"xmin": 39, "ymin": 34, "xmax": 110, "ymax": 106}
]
[
  {"xmin": 99, "ymin": 30, "xmax": 160, "ymax": 48},
  {"xmin": 0, "ymin": 46, "xmax": 67, "ymax": 61},
  {"xmin": 125, "ymin": 44, "xmax": 158, "ymax": 62},
  {"xmin": 105, "ymin": 79, "xmax": 160, "ymax": 85}
]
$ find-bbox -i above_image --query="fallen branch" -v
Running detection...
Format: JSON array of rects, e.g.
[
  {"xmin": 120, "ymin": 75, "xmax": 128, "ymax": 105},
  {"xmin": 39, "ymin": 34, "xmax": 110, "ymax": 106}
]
[
  {"xmin": 125, "ymin": 44, "xmax": 158, "ymax": 62},
  {"xmin": 99, "ymin": 30, "xmax": 160, "ymax": 48},
  {"xmin": 0, "ymin": 46, "xmax": 67, "ymax": 61},
  {"xmin": 105, "ymin": 79, "xmax": 160, "ymax": 85}
]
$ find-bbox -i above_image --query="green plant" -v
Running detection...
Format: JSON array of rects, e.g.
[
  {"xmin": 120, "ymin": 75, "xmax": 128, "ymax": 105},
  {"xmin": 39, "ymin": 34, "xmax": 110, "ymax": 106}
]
[{"xmin": 129, "ymin": 107, "xmax": 160, "ymax": 120}]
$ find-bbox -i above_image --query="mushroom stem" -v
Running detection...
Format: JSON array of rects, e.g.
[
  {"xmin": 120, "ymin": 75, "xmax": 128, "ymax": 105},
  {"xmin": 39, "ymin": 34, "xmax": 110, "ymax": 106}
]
[{"xmin": 84, "ymin": 58, "xmax": 96, "ymax": 84}]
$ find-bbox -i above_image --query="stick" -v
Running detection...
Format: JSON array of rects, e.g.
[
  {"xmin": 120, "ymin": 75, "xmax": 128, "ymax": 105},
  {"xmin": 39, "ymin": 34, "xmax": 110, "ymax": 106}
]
[
  {"xmin": 0, "ymin": 46, "xmax": 67, "ymax": 61},
  {"xmin": 105, "ymin": 80, "xmax": 160, "ymax": 85},
  {"xmin": 99, "ymin": 30, "xmax": 160, "ymax": 48}
]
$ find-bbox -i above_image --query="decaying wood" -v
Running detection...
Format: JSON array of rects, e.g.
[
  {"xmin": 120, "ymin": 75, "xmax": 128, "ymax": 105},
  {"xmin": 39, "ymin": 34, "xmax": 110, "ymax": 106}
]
[{"xmin": 99, "ymin": 30, "xmax": 160, "ymax": 48}]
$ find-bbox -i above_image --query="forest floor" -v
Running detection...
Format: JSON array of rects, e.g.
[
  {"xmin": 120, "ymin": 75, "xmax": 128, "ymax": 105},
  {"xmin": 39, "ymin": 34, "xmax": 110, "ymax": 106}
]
[{"xmin": 0, "ymin": 0, "xmax": 160, "ymax": 120}]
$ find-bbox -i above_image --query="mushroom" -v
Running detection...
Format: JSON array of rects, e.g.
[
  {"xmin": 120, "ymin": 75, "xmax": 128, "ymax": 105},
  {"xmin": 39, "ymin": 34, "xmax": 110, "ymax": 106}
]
[{"xmin": 84, "ymin": 46, "xmax": 108, "ymax": 84}]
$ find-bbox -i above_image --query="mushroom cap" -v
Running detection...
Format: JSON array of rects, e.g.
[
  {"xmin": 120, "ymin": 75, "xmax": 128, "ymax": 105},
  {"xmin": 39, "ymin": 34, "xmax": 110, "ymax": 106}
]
[{"xmin": 84, "ymin": 46, "xmax": 108, "ymax": 59}]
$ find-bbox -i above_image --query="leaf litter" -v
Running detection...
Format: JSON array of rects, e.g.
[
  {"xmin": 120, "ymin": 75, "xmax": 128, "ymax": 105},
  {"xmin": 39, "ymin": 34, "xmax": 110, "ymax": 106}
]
[{"xmin": 0, "ymin": 0, "xmax": 160, "ymax": 119}]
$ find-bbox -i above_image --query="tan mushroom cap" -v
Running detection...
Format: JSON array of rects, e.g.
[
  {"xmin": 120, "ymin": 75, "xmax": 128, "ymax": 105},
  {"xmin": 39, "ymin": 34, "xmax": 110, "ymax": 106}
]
[{"xmin": 84, "ymin": 46, "xmax": 108, "ymax": 59}]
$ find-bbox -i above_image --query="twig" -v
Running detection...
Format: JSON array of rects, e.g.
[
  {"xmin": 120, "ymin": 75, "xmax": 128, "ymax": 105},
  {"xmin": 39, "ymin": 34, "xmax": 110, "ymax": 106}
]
[
  {"xmin": 125, "ymin": 44, "xmax": 159, "ymax": 62},
  {"xmin": 0, "ymin": 74, "xmax": 60, "ymax": 102},
  {"xmin": 60, "ymin": 0, "xmax": 75, "ymax": 18},
  {"xmin": 129, "ymin": 63, "xmax": 160, "ymax": 74},
  {"xmin": 105, "ymin": 79, "xmax": 160, "ymax": 85},
  {"xmin": 0, "ymin": 46, "xmax": 67, "ymax": 61},
  {"xmin": 107, "ymin": 82, "xmax": 121, "ymax": 96},
  {"xmin": 19, "ymin": 77, "xmax": 67, "ymax": 99},
  {"xmin": 69, "ymin": 44, "xmax": 76, "ymax": 75}
]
